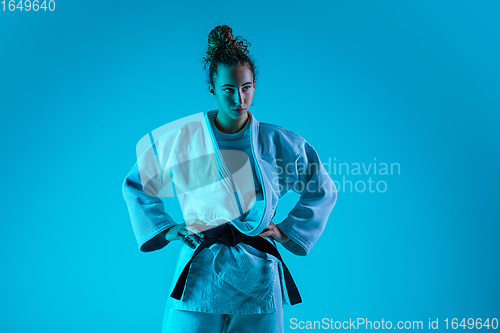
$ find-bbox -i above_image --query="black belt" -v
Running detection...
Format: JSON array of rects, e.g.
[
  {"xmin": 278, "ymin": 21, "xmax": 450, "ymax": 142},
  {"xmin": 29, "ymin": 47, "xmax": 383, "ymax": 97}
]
[{"xmin": 170, "ymin": 222, "xmax": 302, "ymax": 305}]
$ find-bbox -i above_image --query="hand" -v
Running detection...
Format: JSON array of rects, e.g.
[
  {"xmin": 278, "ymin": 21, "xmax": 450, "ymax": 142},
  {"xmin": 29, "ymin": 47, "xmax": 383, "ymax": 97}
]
[
  {"xmin": 161, "ymin": 223, "xmax": 204, "ymax": 249},
  {"xmin": 258, "ymin": 221, "xmax": 291, "ymax": 244}
]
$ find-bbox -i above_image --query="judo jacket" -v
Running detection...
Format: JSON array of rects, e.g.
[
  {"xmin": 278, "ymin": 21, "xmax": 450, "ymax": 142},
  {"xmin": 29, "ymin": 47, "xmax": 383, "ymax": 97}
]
[
  {"xmin": 122, "ymin": 109, "xmax": 337, "ymax": 256},
  {"xmin": 121, "ymin": 109, "xmax": 337, "ymax": 311}
]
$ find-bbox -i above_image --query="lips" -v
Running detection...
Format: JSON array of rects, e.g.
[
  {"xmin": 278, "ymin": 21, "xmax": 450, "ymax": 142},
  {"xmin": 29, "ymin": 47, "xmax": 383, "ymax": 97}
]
[{"xmin": 233, "ymin": 108, "xmax": 246, "ymax": 113}]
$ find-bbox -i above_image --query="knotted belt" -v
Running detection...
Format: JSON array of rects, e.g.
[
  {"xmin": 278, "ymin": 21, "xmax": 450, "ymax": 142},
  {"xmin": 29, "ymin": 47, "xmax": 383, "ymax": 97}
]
[{"xmin": 170, "ymin": 222, "xmax": 302, "ymax": 305}]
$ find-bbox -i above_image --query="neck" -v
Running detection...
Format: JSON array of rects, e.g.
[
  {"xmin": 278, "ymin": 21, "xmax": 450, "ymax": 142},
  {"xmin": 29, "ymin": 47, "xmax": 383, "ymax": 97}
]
[{"xmin": 214, "ymin": 111, "xmax": 249, "ymax": 134}]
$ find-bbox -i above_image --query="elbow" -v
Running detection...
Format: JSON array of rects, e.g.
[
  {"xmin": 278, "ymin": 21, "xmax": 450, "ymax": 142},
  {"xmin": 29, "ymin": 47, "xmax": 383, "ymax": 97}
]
[
  {"xmin": 315, "ymin": 176, "xmax": 337, "ymax": 210},
  {"xmin": 330, "ymin": 181, "xmax": 338, "ymax": 207},
  {"xmin": 122, "ymin": 176, "xmax": 133, "ymax": 200},
  {"xmin": 324, "ymin": 177, "xmax": 337, "ymax": 209},
  {"xmin": 122, "ymin": 177, "xmax": 128, "ymax": 198}
]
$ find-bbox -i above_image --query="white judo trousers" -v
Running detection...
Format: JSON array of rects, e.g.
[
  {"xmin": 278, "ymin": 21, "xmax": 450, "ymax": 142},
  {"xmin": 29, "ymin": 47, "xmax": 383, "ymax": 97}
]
[{"xmin": 161, "ymin": 269, "xmax": 284, "ymax": 333}]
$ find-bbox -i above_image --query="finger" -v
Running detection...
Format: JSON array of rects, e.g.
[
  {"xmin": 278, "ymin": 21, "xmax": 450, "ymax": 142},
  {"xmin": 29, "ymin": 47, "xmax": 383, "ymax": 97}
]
[
  {"xmin": 259, "ymin": 231, "xmax": 273, "ymax": 238},
  {"xmin": 189, "ymin": 232, "xmax": 203, "ymax": 244},
  {"xmin": 192, "ymin": 233, "xmax": 203, "ymax": 244},
  {"xmin": 186, "ymin": 235, "xmax": 200, "ymax": 246},
  {"xmin": 176, "ymin": 230, "xmax": 192, "ymax": 242},
  {"xmin": 181, "ymin": 225, "xmax": 203, "ymax": 243},
  {"xmin": 185, "ymin": 233, "xmax": 202, "ymax": 244},
  {"xmin": 174, "ymin": 233, "xmax": 187, "ymax": 241},
  {"xmin": 177, "ymin": 228, "xmax": 190, "ymax": 236},
  {"xmin": 198, "ymin": 232, "xmax": 207, "ymax": 243},
  {"xmin": 182, "ymin": 236, "xmax": 196, "ymax": 249}
]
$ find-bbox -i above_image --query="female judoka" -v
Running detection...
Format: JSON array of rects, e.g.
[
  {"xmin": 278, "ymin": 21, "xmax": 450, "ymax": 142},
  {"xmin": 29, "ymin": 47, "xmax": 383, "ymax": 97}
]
[{"xmin": 122, "ymin": 24, "xmax": 337, "ymax": 333}]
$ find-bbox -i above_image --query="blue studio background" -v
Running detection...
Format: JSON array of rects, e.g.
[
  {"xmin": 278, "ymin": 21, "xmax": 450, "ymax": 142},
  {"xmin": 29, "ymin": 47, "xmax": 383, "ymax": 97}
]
[{"xmin": 1, "ymin": 1, "xmax": 499, "ymax": 332}]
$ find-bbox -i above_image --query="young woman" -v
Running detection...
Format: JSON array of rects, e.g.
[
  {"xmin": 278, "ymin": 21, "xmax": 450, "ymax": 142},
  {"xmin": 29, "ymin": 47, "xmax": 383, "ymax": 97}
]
[{"xmin": 122, "ymin": 25, "xmax": 337, "ymax": 333}]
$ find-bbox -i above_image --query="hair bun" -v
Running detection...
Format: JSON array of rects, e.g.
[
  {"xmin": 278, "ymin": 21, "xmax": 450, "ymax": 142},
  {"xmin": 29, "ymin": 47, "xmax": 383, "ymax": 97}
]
[
  {"xmin": 208, "ymin": 25, "xmax": 234, "ymax": 50},
  {"xmin": 206, "ymin": 25, "xmax": 250, "ymax": 58}
]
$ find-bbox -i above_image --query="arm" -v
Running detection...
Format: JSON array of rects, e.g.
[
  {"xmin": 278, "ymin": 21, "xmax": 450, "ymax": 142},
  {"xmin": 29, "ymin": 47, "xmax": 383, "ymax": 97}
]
[
  {"xmin": 122, "ymin": 161, "xmax": 178, "ymax": 252},
  {"xmin": 122, "ymin": 161, "xmax": 204, "ymax": 251},
  {"xmin": 275, "ymin": 141, "xmax": 337, "ymax": 256},
  {"xmin": 123, "ymin": 118, "xmax": 211, "ymax": 252}
]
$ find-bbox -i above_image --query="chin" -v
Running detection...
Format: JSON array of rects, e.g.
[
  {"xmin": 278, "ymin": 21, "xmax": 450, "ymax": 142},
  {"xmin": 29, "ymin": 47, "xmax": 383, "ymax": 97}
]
[{"xmin": 230, "ymin": 110, "xmax": 248, "ymax": 118}]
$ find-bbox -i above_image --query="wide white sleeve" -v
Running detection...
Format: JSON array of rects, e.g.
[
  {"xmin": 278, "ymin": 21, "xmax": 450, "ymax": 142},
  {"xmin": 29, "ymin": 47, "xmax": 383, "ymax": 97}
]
[
  {"xmin": 276, "ymin": 141, "xmax": 337, "ymax": 256},
  {"xmin": 122, "ymin": 161, "xmax": 177, "ymax": 252},
  {"xmin": 122, "ymin": 130, "xmax": 180, "ymax": 252}
]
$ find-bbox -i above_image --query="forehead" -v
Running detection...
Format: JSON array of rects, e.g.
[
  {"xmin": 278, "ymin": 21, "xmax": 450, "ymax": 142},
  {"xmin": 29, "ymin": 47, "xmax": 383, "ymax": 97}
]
[{"xmin": 215, "ymin": 65, "xmax": 253, "ymax": 85}]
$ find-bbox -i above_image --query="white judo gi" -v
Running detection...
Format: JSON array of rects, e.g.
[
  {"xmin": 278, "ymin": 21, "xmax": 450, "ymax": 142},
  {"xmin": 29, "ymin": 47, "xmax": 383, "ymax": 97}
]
[{"xmin": 122, "ymin": 109, "xmax": 337, "ymax": 332}]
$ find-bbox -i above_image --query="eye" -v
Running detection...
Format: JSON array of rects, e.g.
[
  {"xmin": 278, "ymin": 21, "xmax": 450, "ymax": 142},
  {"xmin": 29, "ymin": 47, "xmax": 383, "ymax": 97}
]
[
  {"xmin": 243, "ymin": 85, "xmax": 252, "ymax": 91},
  {"xmin": 223, "ymin": 88, "xmax": 233, "ymax": 93}
]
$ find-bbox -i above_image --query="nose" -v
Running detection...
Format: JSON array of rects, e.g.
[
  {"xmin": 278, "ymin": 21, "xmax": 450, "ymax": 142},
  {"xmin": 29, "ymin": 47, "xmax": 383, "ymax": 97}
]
[{"xmin": 234, "ymin": 89, "xmax": 244, "ymax": 106}]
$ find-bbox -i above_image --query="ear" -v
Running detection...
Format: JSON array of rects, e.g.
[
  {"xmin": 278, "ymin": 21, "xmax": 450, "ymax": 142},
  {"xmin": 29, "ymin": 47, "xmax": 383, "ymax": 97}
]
[{"xmin": 208, "ymin": 84, "xmax": 215, "ymax": 96}]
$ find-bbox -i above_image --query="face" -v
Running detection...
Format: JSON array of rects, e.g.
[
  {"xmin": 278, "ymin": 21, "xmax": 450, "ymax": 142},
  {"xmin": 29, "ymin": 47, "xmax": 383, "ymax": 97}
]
[{"xmin": 209, "ymin": 64, "xmax": 255, "ymax": 128}]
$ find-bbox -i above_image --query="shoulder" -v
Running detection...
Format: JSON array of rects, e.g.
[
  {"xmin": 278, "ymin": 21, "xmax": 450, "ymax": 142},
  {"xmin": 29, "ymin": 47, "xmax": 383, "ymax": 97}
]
[
  {"xmin": 259, "ymin": 121, "xmax": 308, "ymax": 155},
  {"xmin": 259, "ymin": 122, "xmax": 307, "ymax": 143},
  {"xmin": 150, "ymin": 118, "xmax": 205, "ymax": 153}
]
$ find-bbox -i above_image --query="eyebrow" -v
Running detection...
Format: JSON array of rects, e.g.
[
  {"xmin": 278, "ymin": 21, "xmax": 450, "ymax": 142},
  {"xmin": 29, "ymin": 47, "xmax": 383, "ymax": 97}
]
[{"xmin": 221, "ymin": 82, "xmax": 253, "ymax": 87}]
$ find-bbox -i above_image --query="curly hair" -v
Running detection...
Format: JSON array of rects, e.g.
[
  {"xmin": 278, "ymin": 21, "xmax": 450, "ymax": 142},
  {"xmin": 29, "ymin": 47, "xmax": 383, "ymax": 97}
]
[{"xmin": 202, "ymin": 25, "xmax": 258, "ymax": 92}]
